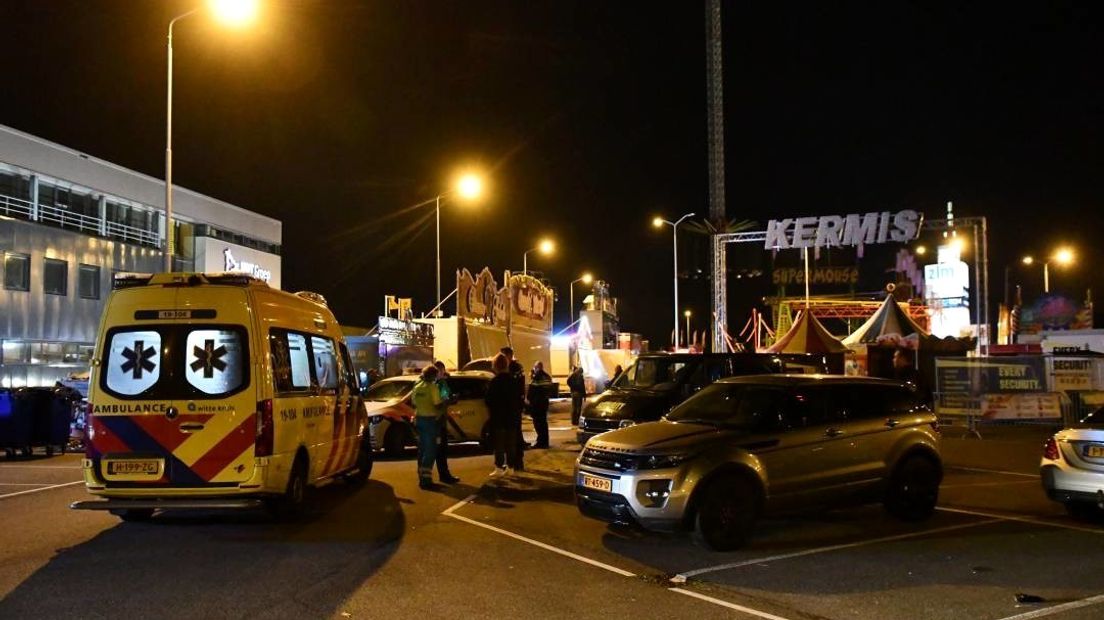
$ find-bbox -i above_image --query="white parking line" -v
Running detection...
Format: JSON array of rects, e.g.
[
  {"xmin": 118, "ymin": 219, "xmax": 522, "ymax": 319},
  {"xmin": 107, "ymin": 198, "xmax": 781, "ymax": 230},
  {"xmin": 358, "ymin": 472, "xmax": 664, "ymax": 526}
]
[
  {"xmin": 444, "ymin": 510, "xmax": 637, "ymax": 577},
  {"xmin": 670, "ymin": 588, "xmax": 793, "ymax": 620},
  {"xmin": 996, "ymin": 592, "xmax": 1104, "ymax": 620},
  {"xmin": 674, "ymin": 519, "xmax": 1000, "ymax": 580},
  {"xmin": 941, "ymin": 480, "xmax": 1040, "ymax": 489},
  {"xmin": 937, "ymin": 506, "xmax": 1104, "ymax": 535},
  {"xmin": 0, "ymin": 480, "xmax": 83, "ymax": 500},
  {"xmin": 947, "ymin": 466, "xmax": 1040, "ymax": 478},
  {"xmin": 442, "ymin": 487, "xmax": 789, "ymax": 617}
]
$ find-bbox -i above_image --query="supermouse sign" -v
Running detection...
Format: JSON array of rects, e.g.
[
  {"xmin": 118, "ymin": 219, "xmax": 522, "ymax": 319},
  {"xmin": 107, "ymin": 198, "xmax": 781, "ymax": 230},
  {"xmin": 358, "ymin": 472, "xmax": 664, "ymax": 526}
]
[{"xmin": 764, "ymin": 210, "xmax": 922, "ymax": 250}]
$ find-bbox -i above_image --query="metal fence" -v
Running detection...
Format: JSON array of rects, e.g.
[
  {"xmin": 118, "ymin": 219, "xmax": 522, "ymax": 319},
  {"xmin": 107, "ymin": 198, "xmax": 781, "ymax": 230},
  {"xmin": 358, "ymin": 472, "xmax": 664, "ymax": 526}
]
[{"xmin": 0, "ymin": 191, "xmax": 161, "ymax": 248}]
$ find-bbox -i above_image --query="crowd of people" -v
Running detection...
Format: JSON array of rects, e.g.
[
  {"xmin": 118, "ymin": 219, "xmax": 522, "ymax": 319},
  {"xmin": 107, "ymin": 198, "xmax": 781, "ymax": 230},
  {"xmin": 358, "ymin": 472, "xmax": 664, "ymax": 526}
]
[{"xmin": 410, "ymin": 346, "xmax": 568, "ymax": 488}]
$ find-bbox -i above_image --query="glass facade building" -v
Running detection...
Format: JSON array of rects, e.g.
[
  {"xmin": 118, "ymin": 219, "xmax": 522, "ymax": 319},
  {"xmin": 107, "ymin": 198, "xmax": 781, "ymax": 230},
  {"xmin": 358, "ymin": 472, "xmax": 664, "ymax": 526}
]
[{"xmin": 0, "ymin": 124, "xmax": 282, "ymax": 387}]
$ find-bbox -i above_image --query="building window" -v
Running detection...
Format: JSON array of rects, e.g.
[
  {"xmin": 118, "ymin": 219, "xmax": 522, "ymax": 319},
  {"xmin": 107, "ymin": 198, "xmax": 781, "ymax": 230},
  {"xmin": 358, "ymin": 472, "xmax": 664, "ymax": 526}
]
[
  {"xmin": 3, "ymin": 253, "xmax": 30, "ymax": 291},
  {"xmin": 78, "ymin": 264, "xmax": 101, "ymax": 300},
  {"xmin": 44, "ymin": 258, "xmax": 68, "ymax": 296}
]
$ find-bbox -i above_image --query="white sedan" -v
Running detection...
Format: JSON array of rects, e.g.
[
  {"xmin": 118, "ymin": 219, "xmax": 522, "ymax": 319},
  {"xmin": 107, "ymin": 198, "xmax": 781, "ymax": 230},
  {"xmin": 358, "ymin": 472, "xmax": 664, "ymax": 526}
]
[{"xmin": 1041, "ymin": 407, "xmax": 1104, "ymax": 517}]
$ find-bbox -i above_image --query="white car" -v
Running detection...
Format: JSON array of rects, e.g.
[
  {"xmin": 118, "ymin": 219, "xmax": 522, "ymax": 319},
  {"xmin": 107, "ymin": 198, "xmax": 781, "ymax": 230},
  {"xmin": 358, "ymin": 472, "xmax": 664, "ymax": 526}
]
[
  {"xmin": 364, "ymin": 372, "xmax": 494, "ymax": 457},
  {"xmin": 1041, "ymin": 407, "xmax": 1104, "ymax": 517}
]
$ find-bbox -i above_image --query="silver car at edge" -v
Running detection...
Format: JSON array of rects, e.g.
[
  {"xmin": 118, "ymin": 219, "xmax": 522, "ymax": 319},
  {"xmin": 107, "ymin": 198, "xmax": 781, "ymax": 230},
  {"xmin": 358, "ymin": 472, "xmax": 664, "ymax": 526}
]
[
  {"xmin": 1041, "ymin": 406, "xmax": 1104, "ymax": 517},
  {"xmin": 574, "ymin": 375, "xmax": 942, "ymax": 551}
]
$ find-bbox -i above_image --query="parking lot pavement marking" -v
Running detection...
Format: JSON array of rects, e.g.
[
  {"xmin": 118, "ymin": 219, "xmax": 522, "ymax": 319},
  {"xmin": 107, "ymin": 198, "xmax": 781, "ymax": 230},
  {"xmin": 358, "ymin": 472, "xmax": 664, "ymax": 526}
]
[
  {"xmin": 442, "ymin": 493, "xmax": 478, "ymax": 517},
  {"xmin": 0, "ymin": 483, "xmax": 62, "ymax": 486},
  {"xmin": 948, "ymin": 466, "xmax": 1040, "ymax": 478},
  {"xmin": 0, "ymin": 464, "xmax": 82, "ymax": 469},
  {"xmin": 0, "ymin": 480, "xmax": 83, "ymax": 500},
  {"xmin": 443, "ymin": 510, "xmax": 639, "ymax": 577},
  {"xmin": 669, "ymin": 588, "xmax": 793, "ymax": 620},
  {"xmin": 940, "ymin": 479, "xmax": 1040, "ymax": 489},
  {"xmin": 674, "ymin": 519, "xmax": 1002, "ymax": 581},
  {"xmin": 936, "ymin": 506, "xmax": 1104, "ymax": 535},
  {"xmin": 995, "ymin": 592, "xmax": 1104, "ymax": 620}
]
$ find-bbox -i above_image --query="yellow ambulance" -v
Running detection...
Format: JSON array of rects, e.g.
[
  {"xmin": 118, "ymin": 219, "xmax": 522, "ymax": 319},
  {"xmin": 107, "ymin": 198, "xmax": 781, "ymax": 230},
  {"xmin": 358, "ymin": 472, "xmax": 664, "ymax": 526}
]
[{"xmin": 71, "ymin": 272, "xmax": 371, "ymax": 520}]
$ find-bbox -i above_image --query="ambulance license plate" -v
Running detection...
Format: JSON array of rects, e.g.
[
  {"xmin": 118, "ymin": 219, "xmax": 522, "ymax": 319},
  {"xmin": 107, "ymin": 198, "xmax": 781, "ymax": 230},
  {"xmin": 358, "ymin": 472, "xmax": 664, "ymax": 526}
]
[
  {"xmin": 107, "ymin": 460, "xmax": 161, "ymax": 476},
  {"xmin": 580, "ymin": 473, "xmax": 612, "ymax": 493},
  {"xmin": 1084, "ymin": 445, "xmax": 1104, "ymax": 458}
]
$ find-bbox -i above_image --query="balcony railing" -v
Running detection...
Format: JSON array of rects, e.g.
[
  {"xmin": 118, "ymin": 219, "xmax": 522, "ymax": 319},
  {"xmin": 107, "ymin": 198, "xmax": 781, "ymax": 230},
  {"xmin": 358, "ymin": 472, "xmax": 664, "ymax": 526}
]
[{"xmin": 0, "ymin": 191, "xmax": 162, "ymax": 249}]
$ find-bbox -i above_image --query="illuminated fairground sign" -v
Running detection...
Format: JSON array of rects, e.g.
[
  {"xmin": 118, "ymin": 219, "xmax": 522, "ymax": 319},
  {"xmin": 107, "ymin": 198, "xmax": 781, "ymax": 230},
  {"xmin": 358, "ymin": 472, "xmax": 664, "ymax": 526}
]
[{"xmin": 764, "ymin": 210, "xmax": 921, "ymax": 250}]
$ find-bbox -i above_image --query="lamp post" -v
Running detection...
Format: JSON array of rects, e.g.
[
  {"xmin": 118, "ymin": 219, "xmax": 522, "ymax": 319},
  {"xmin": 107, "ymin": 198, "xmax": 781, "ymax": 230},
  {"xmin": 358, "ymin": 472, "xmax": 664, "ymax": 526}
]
[
  {"xmin": 684, "ymin": 309, "xmax": 692, "ymax": 349},
  {"xmin": 523, "ymin": 238, "xmax": 555, "ymax": 275},
  {"xmin": 653, "ymin": 212, "xmax": 695, "ymax": 350},
  {"xmin": 569, "ymin": 273, "xmax": 593, "ymax": 328},
  {"xmin": 164, "ymin": 0, "xmax": 258, "ymax": 273},
  {"xmin": 432, "ymin": 173, "xmax": 483, "ymax": 315},
  {"xmin": 1021, "ymin": 247, "xmax": 1074, "ymax": 294}
]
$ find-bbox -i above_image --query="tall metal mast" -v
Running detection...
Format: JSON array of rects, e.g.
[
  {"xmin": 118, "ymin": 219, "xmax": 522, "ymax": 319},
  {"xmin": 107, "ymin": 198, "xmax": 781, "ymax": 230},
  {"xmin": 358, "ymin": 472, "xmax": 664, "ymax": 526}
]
[{"xmin": 706, "ymin": 0, "xmax": 727, "ymax": 352}]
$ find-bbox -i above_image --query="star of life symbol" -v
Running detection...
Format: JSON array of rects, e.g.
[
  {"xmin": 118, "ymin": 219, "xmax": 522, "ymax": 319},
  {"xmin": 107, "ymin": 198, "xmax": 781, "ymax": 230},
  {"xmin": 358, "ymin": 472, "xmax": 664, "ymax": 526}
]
[
  {"xmin": 190, "ymin": 339, "xmax": 228, "ymax": 378},
  {"xmin": 120, "ymin": 340, "xmax": 157, "ymax": 379}
]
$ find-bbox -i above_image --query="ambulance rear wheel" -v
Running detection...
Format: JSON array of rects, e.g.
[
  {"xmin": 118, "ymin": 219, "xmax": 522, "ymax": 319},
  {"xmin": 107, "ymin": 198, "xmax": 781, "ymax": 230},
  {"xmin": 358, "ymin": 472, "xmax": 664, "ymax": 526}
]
[{"xmin": 268, "ymin": 456, "xmax": 308, "ymax": 520}]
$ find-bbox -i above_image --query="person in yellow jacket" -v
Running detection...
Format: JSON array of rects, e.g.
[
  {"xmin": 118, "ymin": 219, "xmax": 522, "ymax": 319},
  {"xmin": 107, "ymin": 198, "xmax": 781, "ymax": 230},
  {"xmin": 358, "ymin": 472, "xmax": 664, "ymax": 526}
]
[{"xmin": 411, "ymin": 365, "xmax": 443, "ymax": 489}]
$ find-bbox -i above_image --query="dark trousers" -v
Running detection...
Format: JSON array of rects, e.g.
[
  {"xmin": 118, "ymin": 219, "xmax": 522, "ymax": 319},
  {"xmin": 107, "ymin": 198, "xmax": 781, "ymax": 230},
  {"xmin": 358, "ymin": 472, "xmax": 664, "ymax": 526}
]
[
  {"xmin": 571, "ymin": 393, "xmax": 584, "ymax": 425},
  {"xmin": 436, "ymin": 417, "xmax": 452, "ymax": 478},
  {"xmin": 529, "ymin": 405, "xmax": 549, "ymax": 447},
  {"xmin": 493, "ymin": 425, "xmax": 521, "ymax": 469}
]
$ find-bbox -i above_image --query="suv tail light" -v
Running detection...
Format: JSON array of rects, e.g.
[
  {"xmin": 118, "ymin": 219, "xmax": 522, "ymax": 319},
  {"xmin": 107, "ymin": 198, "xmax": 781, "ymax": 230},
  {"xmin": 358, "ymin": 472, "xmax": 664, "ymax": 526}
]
[
  {"xmin": 256, "ymin": 399, "xmax": 274, "ymax": 457},
  {"xmin": 1043, "ymin": 436, "xmax": 1060, "ymax": 461}
]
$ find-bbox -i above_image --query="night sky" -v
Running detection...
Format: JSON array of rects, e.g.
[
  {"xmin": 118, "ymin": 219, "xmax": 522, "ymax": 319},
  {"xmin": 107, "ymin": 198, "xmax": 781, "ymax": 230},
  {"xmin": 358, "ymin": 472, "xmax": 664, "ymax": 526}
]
[{"xmin": 2, "ymin": 1, "xmax": 1102, "ymax": 344}]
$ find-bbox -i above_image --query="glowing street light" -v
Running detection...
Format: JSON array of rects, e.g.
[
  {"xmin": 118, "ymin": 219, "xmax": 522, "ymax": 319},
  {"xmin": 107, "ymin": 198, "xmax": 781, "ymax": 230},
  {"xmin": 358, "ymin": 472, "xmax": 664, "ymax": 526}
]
[
  {"xmin": 164, "ymin": 0, "xmax": 260, "ymax": 272},
  {"xmin": 523, "ymin": 238, "xmax": 555, "ymax": 275},
  {"xmin": 1021, "ymin": 247, "xmax": 1076, "ymax": 293},
  {"xmin": 569, "ymin": 272, "xmax": 594, "ymax": 326},
  {"xmin": 427, "ymin": 171, "xmax": 486, "ymax": 315},
  {"xmin": 653, "ymin": 212, "xmax": 695, "ymax": 349},
  {"xmin": 915, "ymin": 245, "xmax": 927, "ymax": 256}
]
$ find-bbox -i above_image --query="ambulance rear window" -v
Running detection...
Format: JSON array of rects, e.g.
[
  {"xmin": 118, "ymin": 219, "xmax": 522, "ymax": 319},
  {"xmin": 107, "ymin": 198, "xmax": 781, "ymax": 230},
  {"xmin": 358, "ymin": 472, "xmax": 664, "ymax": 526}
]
[{"xmin": 100, "ymin": 325, "xmax": 250, "ymax": 400}]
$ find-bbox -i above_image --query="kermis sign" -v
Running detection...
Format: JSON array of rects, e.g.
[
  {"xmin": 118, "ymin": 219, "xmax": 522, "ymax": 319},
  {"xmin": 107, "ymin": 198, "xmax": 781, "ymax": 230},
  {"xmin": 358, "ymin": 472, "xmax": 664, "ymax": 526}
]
[{"xmin": 764, "ymin": 210, "xmax": 921, "ymax": 250}]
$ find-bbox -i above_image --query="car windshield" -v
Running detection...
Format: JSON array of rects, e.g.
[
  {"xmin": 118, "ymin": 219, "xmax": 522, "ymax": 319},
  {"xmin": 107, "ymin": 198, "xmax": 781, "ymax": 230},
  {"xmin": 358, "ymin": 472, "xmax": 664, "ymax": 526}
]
[
  {"xmin": 1075, "ymin": 406, "xmax": 1104, "ymax": 428},
  {"xmin": 613, "ymin": 358, "xmax": 690, "ymax": 390},
  {"xmin": 363, "ymin": 380, "xmax": 413, "ymax": 401},
  {"xmin": 666, "ymin": 383, "xmax": 783, "ymax": 432}
]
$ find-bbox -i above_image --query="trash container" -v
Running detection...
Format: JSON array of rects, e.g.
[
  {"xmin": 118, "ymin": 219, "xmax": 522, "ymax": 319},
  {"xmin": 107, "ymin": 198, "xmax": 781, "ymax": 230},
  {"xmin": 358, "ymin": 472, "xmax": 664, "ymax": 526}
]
[{"xmin": 1, "ymin": 388, "xmax": 39, "ymax": 457}]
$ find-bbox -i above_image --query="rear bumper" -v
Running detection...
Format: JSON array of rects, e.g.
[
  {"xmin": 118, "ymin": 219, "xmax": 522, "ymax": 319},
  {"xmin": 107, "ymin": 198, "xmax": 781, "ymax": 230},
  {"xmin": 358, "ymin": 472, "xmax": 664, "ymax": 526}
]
[
  {"xmin": 1041, "ymin": 464, "xmax": 1104, "ymax": 505},
  {"xmin": 71, "ymin": 497, "xmax": 264, "ymax": 511}
]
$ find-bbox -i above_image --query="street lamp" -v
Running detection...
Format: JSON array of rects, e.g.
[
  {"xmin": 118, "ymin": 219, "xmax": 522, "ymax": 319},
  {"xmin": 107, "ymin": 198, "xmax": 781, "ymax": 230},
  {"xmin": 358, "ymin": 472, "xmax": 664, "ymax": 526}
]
[
  {"xmin": 432, "ymin": 172, "xmax": 484, "ymax": 315},
  {"xmin": 523, "ymin": 238, "xmax": 555, "ymax": 275},
  {"xmin": 1021, "ymin": 247, "xmax": 1075, "ymax": 293},
  {"xmin": 653, "ymin": 212, "xmax": 695, "ymax": 349},
  {"xmin": 569, "ymin": 272, "xmax": 594, "ymax": 327},
  {"xmin": 684, "ymin": 309, "xmax": 692, "ymax": 348},
  {"xmin": 164, "ymin": 0, "xmax": 259, "ymax": 272}
]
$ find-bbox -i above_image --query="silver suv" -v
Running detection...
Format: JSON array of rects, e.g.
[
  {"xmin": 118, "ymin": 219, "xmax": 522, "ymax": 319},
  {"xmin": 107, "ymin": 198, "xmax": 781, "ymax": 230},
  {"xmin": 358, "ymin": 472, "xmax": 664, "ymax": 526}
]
[{"xmin": 574, "ymin": 375, "xmax": 942, "ymax": 550}]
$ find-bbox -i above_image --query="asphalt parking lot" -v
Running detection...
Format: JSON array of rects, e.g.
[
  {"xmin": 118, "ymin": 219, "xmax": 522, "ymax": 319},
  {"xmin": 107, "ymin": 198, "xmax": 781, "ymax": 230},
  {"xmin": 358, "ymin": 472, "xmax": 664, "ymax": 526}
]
[{"xmin": 3, "ymin": 409, "xmax": 1104, "ymax": 619}]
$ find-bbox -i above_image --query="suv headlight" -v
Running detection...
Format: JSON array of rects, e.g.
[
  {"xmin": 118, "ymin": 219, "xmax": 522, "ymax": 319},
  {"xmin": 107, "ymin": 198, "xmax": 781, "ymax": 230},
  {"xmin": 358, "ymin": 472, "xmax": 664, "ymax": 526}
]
[{"xmin": 634, "ymin": 453, "xmax": 694, "ymax": 470}]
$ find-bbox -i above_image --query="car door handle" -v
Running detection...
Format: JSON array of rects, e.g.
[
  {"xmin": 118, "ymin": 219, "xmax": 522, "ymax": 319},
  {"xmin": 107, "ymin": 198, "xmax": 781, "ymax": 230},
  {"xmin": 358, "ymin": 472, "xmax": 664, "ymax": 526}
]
[
  {"xmin": 824, "ymin": 427, "xmax": 844, "ymax": 438},
  {"xmin": 180, "ymin": 423, "xmax": 205, "ymax": 432},
  {"xmin": 885, "ymin": 418, "xmax": 900, "ymax": 428}
]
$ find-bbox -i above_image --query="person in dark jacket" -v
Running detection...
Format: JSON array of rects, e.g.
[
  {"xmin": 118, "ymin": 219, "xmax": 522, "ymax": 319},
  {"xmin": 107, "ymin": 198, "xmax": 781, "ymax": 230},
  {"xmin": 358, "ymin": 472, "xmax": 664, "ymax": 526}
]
[
  {"xmin": 567, "ymin": 366, "xmax": 586, "ymax": 426},
  {"xmin": 500, "ymin": 346, "xmax": 528, "ymax": 467},
  {"xmin": 893, "ymin": 348, "xmax": 931, "ymax": 407},
  {"xmin": 485, "ymin": 354, "xmax": 522, "ymax": 476},
  {"xmin": 527, "ymin": 361, "xmax": 552, "ymax": 449}
]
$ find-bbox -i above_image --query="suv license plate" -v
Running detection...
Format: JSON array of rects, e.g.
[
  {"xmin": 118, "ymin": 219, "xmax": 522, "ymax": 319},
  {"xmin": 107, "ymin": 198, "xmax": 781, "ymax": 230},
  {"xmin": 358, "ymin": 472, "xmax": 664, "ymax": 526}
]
[
  {"xmin": 1084, "ymin": 445, "xmax": 1104, "ymax": 458},
  {"xmin": 581, "ymin": 473, "xmax": 612, "ymax": 493},
  {"xmin": 107, "ymin": 460, "xmax": 161, "ymax": 475}
]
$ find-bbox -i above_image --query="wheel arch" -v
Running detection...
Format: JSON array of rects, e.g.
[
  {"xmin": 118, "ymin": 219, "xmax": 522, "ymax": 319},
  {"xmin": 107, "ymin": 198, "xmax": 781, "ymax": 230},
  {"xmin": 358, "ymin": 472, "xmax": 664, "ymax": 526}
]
[{"xmin": 682, "ymin": 462, "xmax": 766, "ymax": 529}]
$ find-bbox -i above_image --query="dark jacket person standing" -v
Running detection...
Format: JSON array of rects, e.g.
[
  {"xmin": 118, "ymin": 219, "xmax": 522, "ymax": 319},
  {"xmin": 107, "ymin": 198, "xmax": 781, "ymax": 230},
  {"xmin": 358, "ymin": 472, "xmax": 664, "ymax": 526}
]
[
  {"xmin": 567, "ymin": 366, "xmax": 586, "ymax": 426},
  {"xmin": 485, "ymin": 354, "xmax": 522, "ymax": 476},
  {"xmin": 500, "ymin": 346, "xmax": 528, "ymax": 468},
  {"xmin": 527, "ymin": 361, "xmax": 552, "ymax": 449}
]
